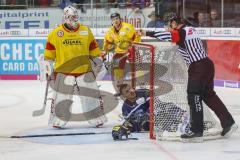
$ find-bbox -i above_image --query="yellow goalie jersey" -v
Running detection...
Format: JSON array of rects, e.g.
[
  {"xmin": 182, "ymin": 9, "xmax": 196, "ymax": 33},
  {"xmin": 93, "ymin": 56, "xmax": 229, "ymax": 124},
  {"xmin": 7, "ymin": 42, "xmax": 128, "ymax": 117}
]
[
  {"xmin": 44, "ymin": 24, "xmax": 101, "ymax": 74},
  {"xmin": 103, "ymin": 22, "xmax": 141, "ymax": 54}
]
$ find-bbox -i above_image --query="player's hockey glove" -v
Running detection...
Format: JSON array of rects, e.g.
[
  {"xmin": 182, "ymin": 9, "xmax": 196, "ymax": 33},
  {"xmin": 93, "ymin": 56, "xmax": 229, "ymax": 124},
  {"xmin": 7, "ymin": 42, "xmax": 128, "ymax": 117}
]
[{"xmin": 112, "ymin": 121, "xmax": 132, "ymax": 140}]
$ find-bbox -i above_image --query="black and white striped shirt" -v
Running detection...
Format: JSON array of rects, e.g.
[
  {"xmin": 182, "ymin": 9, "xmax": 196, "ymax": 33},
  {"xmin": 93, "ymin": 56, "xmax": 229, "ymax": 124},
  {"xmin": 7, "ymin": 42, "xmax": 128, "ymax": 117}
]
[{"xmin": 146, "ymin": 26, "xmax": 207, "ymax": 65}]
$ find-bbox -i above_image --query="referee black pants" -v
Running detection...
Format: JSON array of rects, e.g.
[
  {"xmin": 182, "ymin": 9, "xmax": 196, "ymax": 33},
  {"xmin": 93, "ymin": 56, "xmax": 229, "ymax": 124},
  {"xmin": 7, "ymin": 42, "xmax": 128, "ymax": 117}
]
[{"xmin": 187, "ymin": 57, "xmax": 234, "ymax": 133}]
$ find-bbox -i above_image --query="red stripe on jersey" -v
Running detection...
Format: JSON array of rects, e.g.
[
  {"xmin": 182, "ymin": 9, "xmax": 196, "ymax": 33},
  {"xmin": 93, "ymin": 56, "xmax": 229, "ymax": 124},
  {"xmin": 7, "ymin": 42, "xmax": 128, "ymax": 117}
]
[
  {"xmin": 170, "ymin": 30, "xmax": 180, "ymax": 43},
  {"xmin": 46, "ymin": 42, "xmax": 55, "ymax": 50},
  {"xmin": 89, "ymin": 40, "xmax": 99, "ymax": 51}
]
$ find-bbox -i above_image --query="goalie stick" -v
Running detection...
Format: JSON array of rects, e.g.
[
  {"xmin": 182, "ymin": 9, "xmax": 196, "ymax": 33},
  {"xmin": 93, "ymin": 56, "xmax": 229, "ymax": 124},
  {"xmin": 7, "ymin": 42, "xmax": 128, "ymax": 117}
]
[
  {"xmin": 38, "ymin": 54, "xmax": 46, "ymax": 82},
  {"xmin": 33, "ymin": 54, "xmax": 54, "ymax": 117},
  {"xmin": 32, "ymin": 76, "xmax": 51, "ymax": 117}
]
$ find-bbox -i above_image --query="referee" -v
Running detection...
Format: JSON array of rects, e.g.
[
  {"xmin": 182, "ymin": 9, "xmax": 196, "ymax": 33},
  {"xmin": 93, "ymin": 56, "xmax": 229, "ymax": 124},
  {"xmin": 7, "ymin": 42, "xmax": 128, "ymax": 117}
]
[{"xmin": 141, "ymin": 12, "xmax": 237, "ymax": 142}]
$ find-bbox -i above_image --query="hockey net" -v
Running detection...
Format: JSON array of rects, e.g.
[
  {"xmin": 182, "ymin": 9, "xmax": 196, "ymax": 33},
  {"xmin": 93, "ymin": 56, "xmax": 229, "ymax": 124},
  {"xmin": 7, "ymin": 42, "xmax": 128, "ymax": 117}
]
[{"xmin": 128, "ymin": 42, "xmax": 221, "ymax": 141}]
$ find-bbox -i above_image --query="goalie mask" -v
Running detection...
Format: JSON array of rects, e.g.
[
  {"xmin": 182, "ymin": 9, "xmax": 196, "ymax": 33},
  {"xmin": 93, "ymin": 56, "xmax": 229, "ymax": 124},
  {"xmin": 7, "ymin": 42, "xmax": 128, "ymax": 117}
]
[{"xmin": 63, "ymin": 5, "xmax": 79, "ymax": 29}]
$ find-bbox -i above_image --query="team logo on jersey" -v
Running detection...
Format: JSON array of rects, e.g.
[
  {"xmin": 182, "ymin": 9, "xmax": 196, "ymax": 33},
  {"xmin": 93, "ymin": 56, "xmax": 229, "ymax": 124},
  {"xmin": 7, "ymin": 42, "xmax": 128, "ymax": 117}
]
[
  {"xmin": 63, "ymin": 38, "xmax": 82, "ymax": 45},
  {"xmin": 57, "ymin": 30, "xmax": 64, "ymax": 37}
]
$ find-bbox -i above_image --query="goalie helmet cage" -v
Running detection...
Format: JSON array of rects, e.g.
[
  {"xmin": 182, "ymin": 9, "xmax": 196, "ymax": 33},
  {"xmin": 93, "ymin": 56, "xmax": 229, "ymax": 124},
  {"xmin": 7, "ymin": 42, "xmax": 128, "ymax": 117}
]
[{"xmin": 128, "ymin": 42, "xmax": 221, "ymax": 141}]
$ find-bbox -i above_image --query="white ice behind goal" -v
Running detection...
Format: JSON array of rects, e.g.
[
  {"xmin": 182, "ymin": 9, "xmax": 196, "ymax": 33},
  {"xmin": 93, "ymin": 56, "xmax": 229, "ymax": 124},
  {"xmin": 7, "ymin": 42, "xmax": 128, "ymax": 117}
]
[{"xmin": 129, "ymin": 42, "xmax": 221, "ymax": 141}]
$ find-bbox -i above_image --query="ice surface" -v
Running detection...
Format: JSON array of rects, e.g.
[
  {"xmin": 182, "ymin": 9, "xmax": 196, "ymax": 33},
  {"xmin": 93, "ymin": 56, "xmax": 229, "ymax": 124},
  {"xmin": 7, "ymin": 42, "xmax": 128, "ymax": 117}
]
[{"xmin": 0, "ymin": 80, "xmax": 239, "ymax": 160}]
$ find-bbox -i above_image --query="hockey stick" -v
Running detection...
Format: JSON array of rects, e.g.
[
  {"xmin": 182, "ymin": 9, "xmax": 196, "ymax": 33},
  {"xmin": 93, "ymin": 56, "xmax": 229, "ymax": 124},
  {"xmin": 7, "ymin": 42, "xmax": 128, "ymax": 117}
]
[
  {"xmin": 8, "ymin": 131, "xmax": 112, "ymax": 138},
  {"xmin": 1, "ymin": 131, "xmax": 141, "ymax": 139},
  {"xmin": 112, "ymin": 53, "xmax": 130, "ymax": 67},
  {"xmin": 32, "ymin": 76, "xmax": 51, "ymax": 117},
  {"xmin": 90, "ymin": 57, "xmax": 109, "ymax": 80},
  {"xmin": 90, "ymin": 53, "xmax": 130, "ymax": 80},
  {"xmin": 113, "ymin": 137, "xmax": 138, "ymax": 141},
  {"xmin": 124, "ymin": 97, "xmax": 150, "ymax": 120},
  {"xmin": 113, "ymin": 97, "xmax": 150, "ymax": 141},
  {"xmin": 92, "ymin": 53, "xmax": 130, "ymax": 70}
]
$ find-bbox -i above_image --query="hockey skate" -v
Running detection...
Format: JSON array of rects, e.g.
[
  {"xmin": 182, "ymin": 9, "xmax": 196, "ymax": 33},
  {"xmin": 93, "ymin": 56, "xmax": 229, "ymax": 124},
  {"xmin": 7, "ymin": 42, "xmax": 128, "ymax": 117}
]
[
  {"xmin": 88, "ymin": 115, "xmax": 107, "ymax": 128},
  {"xmin": 52, "ymin": 118, "xmax": 67, "ymax": 129},
  {"xmin": 221, "ymin": 122, "xmax": 238, "ymax": 137},
  {"xmin": 181, "ymin": 131, "xmax": 203, "ymax": 143}
]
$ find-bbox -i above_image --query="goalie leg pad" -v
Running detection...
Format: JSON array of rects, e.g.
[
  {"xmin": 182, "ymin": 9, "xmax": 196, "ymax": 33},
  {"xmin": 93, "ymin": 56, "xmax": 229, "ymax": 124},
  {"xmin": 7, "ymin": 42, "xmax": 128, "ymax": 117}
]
[
  {"xmin": 76, "ymin": 72, "xmax": 107, "ymax": 127},
  {"xmin": 49, "ymin": 74, "xmax": 75, "ymax": 128}
]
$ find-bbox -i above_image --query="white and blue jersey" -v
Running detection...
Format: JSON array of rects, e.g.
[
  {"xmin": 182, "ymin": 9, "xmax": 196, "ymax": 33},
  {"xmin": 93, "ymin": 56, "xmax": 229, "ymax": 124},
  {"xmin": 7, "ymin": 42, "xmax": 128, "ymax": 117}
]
[{"xmin": 122, "ymin": 89, "xmax": 150, "ymax": 132}]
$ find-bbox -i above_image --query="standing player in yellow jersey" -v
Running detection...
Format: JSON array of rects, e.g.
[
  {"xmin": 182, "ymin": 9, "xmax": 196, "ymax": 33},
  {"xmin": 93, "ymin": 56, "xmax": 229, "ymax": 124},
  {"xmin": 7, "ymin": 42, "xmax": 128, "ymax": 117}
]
[
  {"xmin": 44, "ymin": 5, "xmax": 107, "ymax": 128},
  {"xmin": 103, "ymin": 13, "xmax": 141, "ymax": 96}
]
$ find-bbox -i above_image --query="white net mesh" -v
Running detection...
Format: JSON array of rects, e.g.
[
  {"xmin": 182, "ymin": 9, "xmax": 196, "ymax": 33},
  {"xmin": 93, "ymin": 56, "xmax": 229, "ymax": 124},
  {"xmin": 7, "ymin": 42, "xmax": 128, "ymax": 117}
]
[{"xmin": 130, "ymin": 42, "xmax": 221, "ymax": 141}]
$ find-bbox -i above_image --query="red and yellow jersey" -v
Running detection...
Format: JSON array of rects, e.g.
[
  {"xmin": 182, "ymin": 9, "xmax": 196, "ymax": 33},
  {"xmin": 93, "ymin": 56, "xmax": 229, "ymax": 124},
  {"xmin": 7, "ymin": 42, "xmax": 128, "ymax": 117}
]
[
  {"xmin": 103, "ymin": 22, "xmax": 141, "ymax": 54},
  {"xmin": 44, "ymin": 23, "xmax": 100, "ymax": 74}
]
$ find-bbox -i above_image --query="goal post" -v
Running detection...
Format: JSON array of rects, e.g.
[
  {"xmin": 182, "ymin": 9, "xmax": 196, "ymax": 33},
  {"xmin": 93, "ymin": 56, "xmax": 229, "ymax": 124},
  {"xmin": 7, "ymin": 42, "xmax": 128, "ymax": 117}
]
[
  {"xmin": 128, "ymin": 42, "xmax": 221, "ymax": 141},
  {"xmin": 128, "ymin": 42, "xmax": 155, "ymax": 139}
]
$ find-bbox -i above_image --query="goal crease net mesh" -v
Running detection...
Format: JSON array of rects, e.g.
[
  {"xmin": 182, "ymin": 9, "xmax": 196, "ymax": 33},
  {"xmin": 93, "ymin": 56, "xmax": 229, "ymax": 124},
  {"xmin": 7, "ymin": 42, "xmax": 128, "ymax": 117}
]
[{"xmin": 129, "ymin": 42, "xmax": 221, "ymax": 141}]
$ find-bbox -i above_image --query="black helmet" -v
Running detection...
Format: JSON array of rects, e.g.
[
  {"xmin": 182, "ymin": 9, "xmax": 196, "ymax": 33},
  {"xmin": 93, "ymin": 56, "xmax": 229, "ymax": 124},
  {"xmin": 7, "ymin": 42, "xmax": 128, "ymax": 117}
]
[
  {"xmin": 163, "ymin": 12, "xmax": 181, "ymax": 24},
  {"xmin": 110, "ymin": 12, "xmax": 121, "ymax": 19}
]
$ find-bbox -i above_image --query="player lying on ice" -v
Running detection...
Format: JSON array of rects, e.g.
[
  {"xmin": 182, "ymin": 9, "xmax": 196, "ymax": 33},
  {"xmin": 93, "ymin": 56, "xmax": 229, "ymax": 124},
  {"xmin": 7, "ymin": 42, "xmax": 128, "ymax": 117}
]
[
  {"xmin": 112, "ymin": 84, "xmax": 223, "ymax": 141},
  {"xmin": 119, "ymin": 84, "xmax": 150, "ymax": 133},
  {"xmin": 112, "ymin": 83, "xmax": 150, "ymax": 140},
  {"xmin": 43, "ymin": 5, "xmax": 107, "ymax": 128}
]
